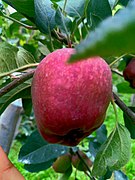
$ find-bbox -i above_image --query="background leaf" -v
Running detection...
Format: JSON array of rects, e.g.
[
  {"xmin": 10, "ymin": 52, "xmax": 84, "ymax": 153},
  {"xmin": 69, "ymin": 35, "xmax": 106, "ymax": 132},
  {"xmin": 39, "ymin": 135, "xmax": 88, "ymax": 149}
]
[
  {"xmin": 96, "ymin": 124, "xmax": 108, "ymax": 144},
  {"xmin": 59, "ymin": 166, "xmax": 72, "ymax": 180},
  {"xmin": 2, "ymin": 0, "xmax": 35, "ymax": 22},
  {"xmin": 58, "ymin": 0, "xmax": 87, "ymax": 19},
  {"xmin": 22, "ymin": 98, "xmax": 32, "ymax": 116},
  {"xmin": 92, "ymin": 123, "xmax": 131, "ymax": 177},
  {"xmin": 88, "ymin": 124, "xmax": 113, "ymax": 179},
  {"xmin": 98, "ymin": 168, "xmax": 113, "ymax": 180},
  {"xmin": 0, "ymin": 42, "xmax": 37, "ymax": 77},
  {"xmin": 87, "ymin": 0, "xmax": 112, "ymax": 29},
  {"xmin": 19, "ymin": 130, "xmax": 69, "ymax": 164},
  {"xmin": 69, "ymin": 1, "xmax": 135, "ymax": 62},
  {"xmin": 55, "ymin": 8, "xmax": 72, "ymax": 35},
  {"xmin": 0, "ymin": 80, "xmax": 31, "ymax": 115},
  {"xmin": 123, "ymin": 107, "xmax": 135, "ymax": 139},
  {"xmin": 34, "ymin": 0, "xmax": 56, "ymax": 34},
  {"xmin": 24, "ymin": 160, "xmax": 54, "ymax": 172},
  {"xmin": 89, "ymin": 140, "xmax": 101, "ymax": 158},
  {"xmin": 117, "ymin": 82, "xmax": 135, "ymax": 94},
  {"xmin": 89, "ymin": 124, "xmax": 108, "ymax": 157},
  {"xmin": 117, "ymin": 0, "xmax": 130, "ymax": 7}
]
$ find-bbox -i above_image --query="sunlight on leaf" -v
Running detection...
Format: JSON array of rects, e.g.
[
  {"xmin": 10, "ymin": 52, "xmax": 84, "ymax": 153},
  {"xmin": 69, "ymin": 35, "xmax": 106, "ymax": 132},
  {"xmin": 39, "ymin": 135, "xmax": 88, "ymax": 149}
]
[{"xmin": 0, "ymin": 42, "xmax": 37, "ymax": 78}]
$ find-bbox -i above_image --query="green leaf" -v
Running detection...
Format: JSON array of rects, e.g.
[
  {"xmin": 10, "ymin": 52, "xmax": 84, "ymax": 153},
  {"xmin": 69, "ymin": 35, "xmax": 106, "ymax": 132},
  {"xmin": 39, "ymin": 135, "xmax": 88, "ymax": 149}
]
[
  {"xmin": 69, "ymin": 2, "xmax": 135, "ymax": 63},
  {"xmin": 0, "ymin": 9, "xmax": 3, "ymax": 16},
  {"xmin": 117, "ymin": 56, "xmax": 130, "ymax": 71},
  {"xmin": 60, "ymin": 166, "xmax": 72, "ymax": 180},
  {"xmin": 81, "ymin": 23, "xmax": 88, "ymax": 39},
  {"xmin": 34, "ymin": 0, "xmax": 56, "ymax": 34},
  {"xmin": 0, "ymin": 42, "xmax": 37, "ymax": 77},
  {"xmin": 2, "ymin": 0, "xmax": 35, "ymax": 21},
  {"xmin": 22, "ymin": 98, "xmax": 32, "ymax": 116},
  {"xmin": 38, "ymin": 42, "xmax": 50, "ymax": 56},
  {"xmin": 117, "ymin": 0, "xmax": 130, "ymax": 7},
  {"xmin": 89, "ymin": 141, "xmax": 101, "ymax": 158},
  {"xmin": 19, "ymin": 130, "xmax": 69, "ymax": 164},
  {"xmin": 100, "ymin": 168, "xmax": 113, "ymax": 179},
  {"xmin": 87, "ymin": 0, "xmax": 112, "ymax": 29},
  {"xmin": 108, "ymin": 0, "xmax": 116, "ymax": 9},
  {"xmin": 23, "ymin": 44, "xmax": 39, "ymax": 61},
  {"xmin": 0, "ymin": 80, "xmax": 31, "ymax": 115},
  {"xmin": 10, "ymin": 12, "xmax": 35, "ymax": 26},
  {"xmin": 108, "ymin": 0, "xmax": 130, "ymax": 9},
  {"xmin": 92, "ymin": 123, "xmax": 131, "ymax": 177},
  {"xmin": 10, "ymin": 12, "xmax": 26, "ymax": 21},
  {"xmin": 24, "ymin": 160, "xmax": 54, "ymax": 172},
  {"xmin": 58, "ymin": 0, "xmax": 87, "ymax": 19},
  {"xmin": 55, "ymin": 8, "xmax": 72, "ymax": 35},
  {"xmin": 117, "ymin": 82, "xmax": 135, "ymax": 94},
  {"xmin": 123, "ymin": 107, "xmax": 135, "ymax": 139},
  {"xmin": 96, "ymin": 124, "xmax": 107, "ymax": 144}
]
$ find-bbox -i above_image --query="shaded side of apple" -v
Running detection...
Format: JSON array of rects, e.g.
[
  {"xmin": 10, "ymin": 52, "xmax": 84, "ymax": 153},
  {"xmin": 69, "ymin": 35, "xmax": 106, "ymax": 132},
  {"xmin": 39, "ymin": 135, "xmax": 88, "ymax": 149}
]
[
  {"xmin": 123, "ymin": 58, "xmax": 135, "ymax": 88},
  {"xmin": 32, "ymin": 48, "xmax": 112, "ymax": 146}
]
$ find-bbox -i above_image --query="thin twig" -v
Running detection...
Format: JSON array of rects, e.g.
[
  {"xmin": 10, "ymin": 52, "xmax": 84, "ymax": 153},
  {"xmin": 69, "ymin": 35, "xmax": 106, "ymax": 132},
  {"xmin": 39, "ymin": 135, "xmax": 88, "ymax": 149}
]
[
  {"xmin": 52, "ymin": 30, "xmax": 67, "ymax": 44},
  {"xmin": 113, "ymin": 92, "xmax": 135, "ymax": 122},
  {"xmin": 111, "ymin": 97, "xmax": 118, "ymax": 123},
  {"xmin": 62, "ymin": 0, "xmax": 67, "ymax": 14},
  {"xmin": 0, "ymin": 63, "xmax": 39, "ymax": 78},
  {"xmin": 76, "ymin": 151, "xmax": 96, "ymax": 180},
  {"xmin": 111, "ymin": 69, "xmax": 123, "ymax": 77},
  {"xmin": 109, "ymin": 54, "xmax": 127, "ymax": 67},
  {"xmin": 129, "ymin": 54, "xmax": 135, "ymax": 57},
  {"xmin": 0, "ymin": 70, "xmax": 35, "ymax": 98},
  {"xmin": 3, "ymin": 14, "xmax": 37, "ymax": 30}
]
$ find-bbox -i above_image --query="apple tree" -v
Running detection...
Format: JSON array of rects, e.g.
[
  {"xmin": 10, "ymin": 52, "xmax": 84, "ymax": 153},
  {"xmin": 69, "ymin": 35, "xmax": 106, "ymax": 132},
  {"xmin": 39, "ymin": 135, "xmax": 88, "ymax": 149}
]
[{"xmin": 0, "ymin": 0, "xmax": 135, "ymax": 179}]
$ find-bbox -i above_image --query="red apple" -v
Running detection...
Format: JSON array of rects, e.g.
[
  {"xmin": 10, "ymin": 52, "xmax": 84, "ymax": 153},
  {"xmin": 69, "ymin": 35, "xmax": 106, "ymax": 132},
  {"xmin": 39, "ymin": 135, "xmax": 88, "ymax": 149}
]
[
  {"xmin": 31, "ymin": 48, "xmax": 112, "ymax": 146},
  {"xmin": 123, "ymin": 58, "xmax": 135, "ymax": 88}
]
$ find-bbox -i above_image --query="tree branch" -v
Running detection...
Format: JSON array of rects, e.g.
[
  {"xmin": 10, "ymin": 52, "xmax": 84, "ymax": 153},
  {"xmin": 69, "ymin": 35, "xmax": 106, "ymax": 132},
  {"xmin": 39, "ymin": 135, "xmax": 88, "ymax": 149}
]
[
  {"xmin": 0, "ymin": 70, "xmax": 35, "ymax": 98},
  {"xmin": 111, "ymin": 69, "xmax": 123, "ymax": 77},
  {"xmin": 2, "ymin": 13, "xmax": 37, "ymax": 30},
  {"xmin": 113, "ymin": 92, "xmax": 135, "ymax": 122}
]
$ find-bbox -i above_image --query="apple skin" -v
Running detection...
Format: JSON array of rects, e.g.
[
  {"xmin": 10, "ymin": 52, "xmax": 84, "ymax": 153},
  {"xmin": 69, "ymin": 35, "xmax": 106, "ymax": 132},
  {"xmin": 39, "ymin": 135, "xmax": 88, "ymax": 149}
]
[
  {"xmin": 31, "ymin": 48, "xmax": 112, "ymax": 146},
  {"xmin": 123, "ymin": 58, "xmax": 135, "ymax": 88}
]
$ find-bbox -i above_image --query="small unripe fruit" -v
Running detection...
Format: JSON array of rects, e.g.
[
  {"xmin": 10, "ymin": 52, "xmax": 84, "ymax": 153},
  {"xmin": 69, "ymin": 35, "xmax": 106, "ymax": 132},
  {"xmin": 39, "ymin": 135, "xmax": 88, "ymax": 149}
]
[
  {"xmin": 32, "ymin": 48, "xmax": 112, "ymax": 146},
  {"xmin": 52, "ymin": 153, "xmax": 71, "ymax": 173},
  {"xmin": 123, "ymin": 58, "xmax": 135, "ymax": 88},
  {"xmin": 71, "ymin": 150, "xmax": 92, "ymax": 172}
]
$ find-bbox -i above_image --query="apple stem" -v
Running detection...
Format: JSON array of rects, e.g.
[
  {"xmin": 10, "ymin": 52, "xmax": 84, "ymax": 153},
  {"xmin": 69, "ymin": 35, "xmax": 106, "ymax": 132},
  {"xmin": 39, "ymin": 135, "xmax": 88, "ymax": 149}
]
[
  {"xmin": 76, "ymin": 150, "xmax": 96, "ymax": 180},
  {"xmin": 113, "ymin": 92, "xmax": 135, "ymax": 122},
  {"xmin": 111, "ymin": 97, "xmax": 118, "ymax": 123},
  {"xmin": 67, "ymin": 39, "xmax": 72, "ymax": 48},
  {"xmin": 109, "ymin": 54, "xmax": 127, "ymax": 68}
]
